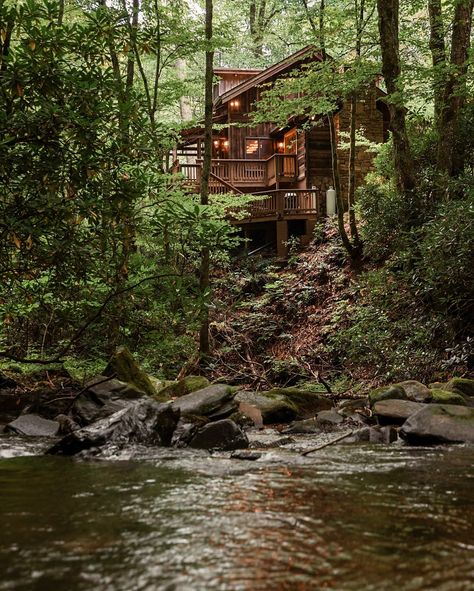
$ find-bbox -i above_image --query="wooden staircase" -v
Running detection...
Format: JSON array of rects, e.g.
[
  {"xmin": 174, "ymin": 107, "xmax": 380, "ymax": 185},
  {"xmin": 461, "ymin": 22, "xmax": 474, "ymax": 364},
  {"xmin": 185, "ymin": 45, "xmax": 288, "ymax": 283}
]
[{"xmin": 179, "ymin": 163, "xmax": 242, "ymax": 195}]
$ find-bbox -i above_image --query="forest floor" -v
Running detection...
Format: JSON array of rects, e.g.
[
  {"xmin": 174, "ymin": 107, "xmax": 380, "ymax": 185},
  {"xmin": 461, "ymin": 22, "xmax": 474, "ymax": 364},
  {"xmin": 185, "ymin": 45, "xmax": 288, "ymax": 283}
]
[
  {"xmin": 205, "ymin": 218, "xmax": 469, "ymax": 396},
  {"xmin": 206, "ymin": 222, "xmax": 377, "ymax": 397}
]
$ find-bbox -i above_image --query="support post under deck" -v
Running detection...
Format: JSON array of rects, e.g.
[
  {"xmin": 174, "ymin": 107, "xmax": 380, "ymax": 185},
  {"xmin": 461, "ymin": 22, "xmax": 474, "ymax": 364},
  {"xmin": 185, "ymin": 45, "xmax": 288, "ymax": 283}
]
[{"xmin": 276, "ymin": 220, "xmax": 288, "ymax": 259}]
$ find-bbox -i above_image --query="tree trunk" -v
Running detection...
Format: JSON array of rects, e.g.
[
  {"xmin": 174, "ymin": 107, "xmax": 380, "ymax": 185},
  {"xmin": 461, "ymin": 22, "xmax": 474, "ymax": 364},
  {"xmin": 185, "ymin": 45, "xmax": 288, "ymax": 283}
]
[
  {"xmin": 436, "ymin": 0, "xmax": 473, "ymax": 181},
  {"xmin": 347, "ymin": 90, "xmax": 361, "ymax": 247},
  {"xmin": 199, "ymin": 0, "xmax": 214, "ymax": 359},
  {"xmin": 376, "ymin": 0, "xmax": 416, "ymax": 197},
  {"xmin": 346, "ymin": 0, "xmax": 365, "ymax": 250},
  {"xmin": 427, "ymin": 0, "xmax": 446, "ymax": 128},
  {"xmin": 328, "ymin": 115, "xmax": 358, "ymax": 258},
  {"xmin": 176, "ymin": 58, "xmax": 193, "ymax": 122}
]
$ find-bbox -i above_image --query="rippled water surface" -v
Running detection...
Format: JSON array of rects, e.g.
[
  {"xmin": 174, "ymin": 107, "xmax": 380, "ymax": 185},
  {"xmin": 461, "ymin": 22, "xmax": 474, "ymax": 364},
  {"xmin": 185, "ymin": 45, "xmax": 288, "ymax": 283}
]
[{"xmin": 1, "ymin": 440, "xmax": 473, "ymax": 591}]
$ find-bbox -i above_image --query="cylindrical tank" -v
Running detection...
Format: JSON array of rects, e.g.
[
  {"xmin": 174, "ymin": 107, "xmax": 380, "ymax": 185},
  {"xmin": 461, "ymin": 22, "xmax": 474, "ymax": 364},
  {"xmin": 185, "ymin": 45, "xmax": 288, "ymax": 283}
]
[{"xmin": 326, "ymin": 186, "xmax": 337, "ymax": 216}]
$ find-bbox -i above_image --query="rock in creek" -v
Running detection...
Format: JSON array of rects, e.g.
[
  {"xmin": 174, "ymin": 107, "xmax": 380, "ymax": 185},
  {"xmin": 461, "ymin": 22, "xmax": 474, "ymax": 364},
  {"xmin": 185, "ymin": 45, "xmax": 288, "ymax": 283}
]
[
  {"xmin": 283, "ymin": 418, "xmax": 322, "ymax": 434},
  {"xmin": 5, "ymin": 414, "xmax": 60, "ymax": 437},
  {"xmin": 235, "ymin": 392, "xmax": 295, "ymax": 424},
  {"xmin": 400, "ymin": 404, "xmax": 474, "ymax": 444},
  {"xmin": 430, "ymin": 389, "xmax": 466, "ymax": 405},
  {"xmin": 444, "ymin": 378, "xmax": 474, "ymax": 398},
  {"xmin": 346, "ymin": 425, "xmax": 398, "ymax": 444},
  {"xmin": 373, "ymin": 399, "xmax": 426, "ymax": 425},
  {"xmin": 265, "ymin": 387, "xmax": 333, "ymax": 419},
  {"xmin": 188, "ymin": 419, "xmax": 249, "ymax": 451},
  {"xmin": 171, "ymin": 384, "xmax": 237, "ymax": 418},
  {"xmin": 368, "ymin": 385, "xmax": 407, "ymax": 407},
  {"xmin": 235, "ymin": 388, "xmax": 332, "ymax": 425},
  {"xmin": 48, "ymin": 399, "xmax": 179, "ymax": 456},
  {"xmin": 156, "ymin": 375, "xmax": 210, "ymax": 400},
  {"xmin": 103, "ymin": 346, "xmax": 159, "ymax": 399},
  {"xmin": 231, "ymin": 450, "xmax": 262, "ymax": 461},
  {"xmin": 73, "ymin": 375, "xmax": 146, "ymax": 425},
  {"xmin": 171, "ymin": 415, "xmax": 209, "ymax": 448},
  {"xmin": 395, "ymin": 380, "xmax": 433, "ymax": 403}
]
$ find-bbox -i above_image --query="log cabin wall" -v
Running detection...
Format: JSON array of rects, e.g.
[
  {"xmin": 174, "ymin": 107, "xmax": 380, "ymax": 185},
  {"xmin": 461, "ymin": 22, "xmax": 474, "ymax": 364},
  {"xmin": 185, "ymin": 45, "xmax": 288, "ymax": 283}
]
[
  {"xmin": 226, "ymin": 88, "xmax": 274, "ymax": 160},
  {"xmin": 306, "ymin": 121, "xmax": 333, "ymax": 193}
]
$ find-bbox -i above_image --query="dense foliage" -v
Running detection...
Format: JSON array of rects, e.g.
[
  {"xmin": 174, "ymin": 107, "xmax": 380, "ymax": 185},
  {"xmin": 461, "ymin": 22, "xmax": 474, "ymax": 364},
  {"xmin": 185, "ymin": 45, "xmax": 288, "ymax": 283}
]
[
  {"xmin": 0, "ymin": 0, "xmax": 472, "ymax": 384},
  {"xmin": 0, "ymin": 0, "xmax": 241, "ymax": 377}
]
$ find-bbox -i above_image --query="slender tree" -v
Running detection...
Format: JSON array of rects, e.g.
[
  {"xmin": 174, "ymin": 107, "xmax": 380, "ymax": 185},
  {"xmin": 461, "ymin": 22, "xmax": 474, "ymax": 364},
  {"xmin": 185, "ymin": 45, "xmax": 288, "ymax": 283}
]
[
  {"xmin": 436, "ymin": 0, "xmax": 474, "ymax": 181},
  {"xmin": 199, "ymin": 0, "xmax": 214, "ymax": 358},
  {"xmin": 376, "ymin": 0, "xmax": 416, "ymax": 197}
]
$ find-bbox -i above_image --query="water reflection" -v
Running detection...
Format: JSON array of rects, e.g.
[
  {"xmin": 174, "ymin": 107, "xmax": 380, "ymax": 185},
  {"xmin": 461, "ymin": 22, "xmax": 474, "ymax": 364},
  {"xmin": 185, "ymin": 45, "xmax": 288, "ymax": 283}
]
[{"xmin": 0, "ymin": 445, "xmax": 473, "ymax": 590}]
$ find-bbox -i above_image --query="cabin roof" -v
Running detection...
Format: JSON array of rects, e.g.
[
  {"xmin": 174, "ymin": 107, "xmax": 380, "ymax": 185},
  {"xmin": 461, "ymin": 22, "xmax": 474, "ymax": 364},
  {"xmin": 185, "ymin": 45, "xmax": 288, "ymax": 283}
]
[
  {"xmin": 216, "ymin": 45, "xmax": 323, "ymax": 106},
  {"xmin": 214, "ymin": 68, "xmax": 263, "ymax": 76}
]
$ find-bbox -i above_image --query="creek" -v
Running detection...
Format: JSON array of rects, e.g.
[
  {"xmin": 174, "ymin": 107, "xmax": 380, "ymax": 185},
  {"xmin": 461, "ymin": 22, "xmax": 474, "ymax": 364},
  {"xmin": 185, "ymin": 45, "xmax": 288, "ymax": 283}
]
[{"xmin": 1, "ymin": 435, "xmax": 473, "ymax": 591}]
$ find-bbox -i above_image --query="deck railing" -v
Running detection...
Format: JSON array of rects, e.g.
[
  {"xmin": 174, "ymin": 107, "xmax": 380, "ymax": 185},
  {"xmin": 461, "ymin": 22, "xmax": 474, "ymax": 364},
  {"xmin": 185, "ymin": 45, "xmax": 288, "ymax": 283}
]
[
  {"xmin": 177, "ymin": 163, "xmax": 325, "ymax": 218},
  {"xmin": 246, "ymin": 189, "xmax": 325, "ymax": 218},
  {"xmin": 179, "ymin": 155, "xmax": 297, "ymax": 188}
]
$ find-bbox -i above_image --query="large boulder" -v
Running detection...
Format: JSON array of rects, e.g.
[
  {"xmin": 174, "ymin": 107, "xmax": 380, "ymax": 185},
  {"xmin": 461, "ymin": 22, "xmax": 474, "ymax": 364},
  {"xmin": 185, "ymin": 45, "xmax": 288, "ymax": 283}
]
[
  {"xmin": 156, "ymin": 375, "xmax": 210, "ymax": 400},
  {"xmin": 395, "ymin": 380, "xmax": 432, "ymax": 403},
  {"xmin": 373, "ymin": 399, "xmax": 426, "ymax": 425},
  {"xmin": 188, "ymin": 419, "xmax": 249, "ymax": 451},
  {"xmin": 73, "ymin": 375, "xmax": 146, "ymax": 425},
  {"xmin": 368, "ymin": 385, "xmax": 407, "ymax": 407},
  {"xmin": 263, "ymin": 387, "xmax": 332, "ymax": 419},
  {"xmin": 171, "ymin": 415, "xmax": 209, "ymax": 448},
  {"xmin": 235, "ymin": 391, "xmax": 296, "ymax": 424},
  {"xmin": 400, "ymin": 404, "xmax": 474, "ymax": 444},
  {"xmin": 171, "ymin": 384, "xmax": 237, "ymax": 418},
  {"xmin": 5, "ymin": 414, "xmax": 60, "ymax": 437},
  {"xmin": 430, "ymin": 389, "xmax": 466, "ymax": 405},
  {"xmin": 444, "ymin": 378, "xmax": 474, "ymax": 398},
  {"xmin": 48, "ymin": 399, "xmax": 179, "ymax": 456},
  {"xmin": 103, "ymin": 346, "xmax": 159, "ymax": 399}
]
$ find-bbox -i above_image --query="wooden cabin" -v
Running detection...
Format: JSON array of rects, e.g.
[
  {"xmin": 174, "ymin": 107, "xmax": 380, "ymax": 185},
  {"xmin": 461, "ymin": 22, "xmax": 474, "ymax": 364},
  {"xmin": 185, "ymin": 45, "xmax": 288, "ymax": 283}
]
[{"xmin": 178, "ymin": 46, "xmax": 389, "ymax": 257}]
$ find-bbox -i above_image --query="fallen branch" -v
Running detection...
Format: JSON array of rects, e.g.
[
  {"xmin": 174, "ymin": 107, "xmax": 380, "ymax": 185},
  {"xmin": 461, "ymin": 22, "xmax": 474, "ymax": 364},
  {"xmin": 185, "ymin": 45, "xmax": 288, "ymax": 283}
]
[{"xmin": 301, "ymin": 430, "xmax": 354, "ymax": 456}]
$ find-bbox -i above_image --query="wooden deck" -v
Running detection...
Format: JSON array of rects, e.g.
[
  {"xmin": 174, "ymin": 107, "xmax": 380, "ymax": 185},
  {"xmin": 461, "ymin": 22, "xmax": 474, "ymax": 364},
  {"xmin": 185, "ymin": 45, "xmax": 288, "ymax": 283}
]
[
  {"xmin": 180, "ymin": 154, "xmax": 297, "ymax": 190},
  {"xmin": 235, "ymin": 189, "xmax": 325, "ymax": 222}
]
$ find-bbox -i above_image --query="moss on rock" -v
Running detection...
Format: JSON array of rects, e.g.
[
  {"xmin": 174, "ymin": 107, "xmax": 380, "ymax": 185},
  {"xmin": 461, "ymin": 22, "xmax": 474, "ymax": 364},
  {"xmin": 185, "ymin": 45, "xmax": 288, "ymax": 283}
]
[
  {"xmin": 430, "ymin": 389, "xmax": 466, "ymax": 405},
  {"xmin": 265, "ymin": 387, "xmax": 332, "ymax": 419},
  {"xmin": 445, "ymin": 378, "xmax": 474, "ymax": 398},
  {"xmin": 103, "ymin": 346, "xmax": 158, "ymax": 399},
  {"xmin": 394, "ymin": 380, "xmax": 432, "ymax": 403},
  {"xmin": 368, "ymin": 385, "xmax": 407, "ymax": 407},
  {"xmin": 156, "ymin": 375, "xmax": 210, "ymax": 400}
]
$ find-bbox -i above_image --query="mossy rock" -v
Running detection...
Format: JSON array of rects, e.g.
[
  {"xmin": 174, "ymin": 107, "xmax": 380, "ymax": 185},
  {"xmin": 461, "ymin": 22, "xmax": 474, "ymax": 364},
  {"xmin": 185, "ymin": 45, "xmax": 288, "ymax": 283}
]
[
  {"xmin": 152, "ymin": 380, "xmax": 176, "ymax": 402},
  {"xmin": 264, "ymin": 387, "xmax": 332, "ymax": 419},
  {"xmin": 429, "ymin": 381, "xmax": 448, "ymax": 391},
  {"xmin": 103, "ymin": 346, "xmax": 157, "ymax": 399},
  {"xmin": 156, "ymin": 375, "xmax": 210, "ymax": 400},
  {"xmin": 394, "ymin": 380, "xmax": 432, "ymax": 403},
  {"xmin": 235, "ymin": 392, "xmax": 295, "ymax": 424},
  {"xmin": 445, "ymin": 378, "xmax": 474, "ymax": 398},
  {"xmin": 430, "ymin": 389, "xmax": 466, "ymax": 406},
  {"xmin": 368, "ymin": 385, "xmax": 407, "ymax": 407}
]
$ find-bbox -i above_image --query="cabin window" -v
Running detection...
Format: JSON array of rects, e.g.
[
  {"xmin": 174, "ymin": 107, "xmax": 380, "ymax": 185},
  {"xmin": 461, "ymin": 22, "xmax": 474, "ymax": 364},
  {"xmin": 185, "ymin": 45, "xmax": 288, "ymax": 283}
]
[
  {"xmin": 284, "ymin": 129, "xmax": 297, "ymax": 154},
  {"xmin": 245, "ymin": 138, "xmax": 273, "ymax": 159},
  {"xmin": 212, "ymin": 137, "xmax": 229, "ymax": 159},
  {"xmin": 229, "ymin": 99, "xmax": 242, "ymax": 113}
]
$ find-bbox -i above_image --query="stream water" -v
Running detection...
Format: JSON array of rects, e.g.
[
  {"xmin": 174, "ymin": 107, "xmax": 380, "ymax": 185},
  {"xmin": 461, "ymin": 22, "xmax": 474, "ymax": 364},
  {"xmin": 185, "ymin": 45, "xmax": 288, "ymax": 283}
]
[{"xmin": 0, "ymin": 436, "xmax": 473, "ymax": 591}]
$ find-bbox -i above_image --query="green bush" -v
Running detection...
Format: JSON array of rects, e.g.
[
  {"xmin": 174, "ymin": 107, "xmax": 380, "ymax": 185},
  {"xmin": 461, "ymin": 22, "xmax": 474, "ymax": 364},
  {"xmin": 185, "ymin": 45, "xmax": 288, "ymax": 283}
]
[
  {"xmin": 326, "ymin": 268, "xmax": 451, "ymax": 381},
  {"xmin": 416, "ymin": 192, "xmax": 474, "ymax": 318}
]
